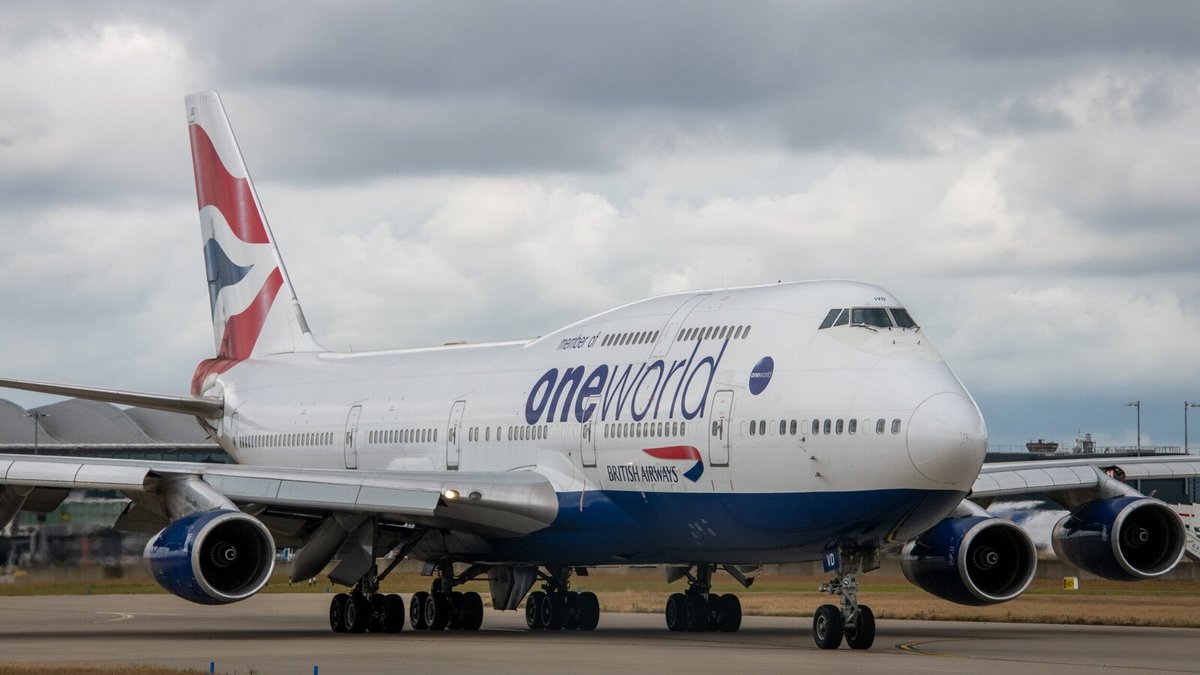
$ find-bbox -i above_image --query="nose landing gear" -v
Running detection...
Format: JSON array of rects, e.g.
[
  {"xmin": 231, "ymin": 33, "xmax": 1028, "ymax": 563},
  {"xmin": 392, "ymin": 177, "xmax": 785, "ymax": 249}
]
[{"xmin": 813, "ymin": 548, "xmax": 878, "ymax": 650}]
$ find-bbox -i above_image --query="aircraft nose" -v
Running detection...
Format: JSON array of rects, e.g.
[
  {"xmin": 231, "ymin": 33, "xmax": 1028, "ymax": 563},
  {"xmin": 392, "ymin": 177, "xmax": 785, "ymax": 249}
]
[{"xmin": 906, "ymin": 392, "xmax": 987, "ymax": 486}]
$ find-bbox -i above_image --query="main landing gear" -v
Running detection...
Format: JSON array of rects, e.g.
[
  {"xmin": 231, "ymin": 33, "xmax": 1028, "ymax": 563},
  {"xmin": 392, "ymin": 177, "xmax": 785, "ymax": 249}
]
[
  {"xmin": 328, "ymin": 565, "xmax": 407, "ymax": 634},
  {"xmin": 409, "ymin": 562, "xmax": 487, "ymax": 631},
  {"xmin": 524, "ymin": 566, "xmax": 600, "ymax": 631},
  {"xmin": 812, "ymin": 549, "xmax": 877, "ymax": 650},
  {"xmin": 664, "ymin": 564, "xmax": 743, "ymax": 633}
]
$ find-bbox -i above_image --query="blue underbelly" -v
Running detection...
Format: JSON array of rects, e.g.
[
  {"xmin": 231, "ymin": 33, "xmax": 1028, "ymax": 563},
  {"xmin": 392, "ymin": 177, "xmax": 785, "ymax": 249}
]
[{"xmin": 442, "ymin": 488, "xmax": 964, "ymax": 565}]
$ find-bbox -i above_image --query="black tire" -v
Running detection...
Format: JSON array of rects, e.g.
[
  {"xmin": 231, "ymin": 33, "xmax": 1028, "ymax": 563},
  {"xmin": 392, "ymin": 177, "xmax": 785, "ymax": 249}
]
[
  {"xmin": 525, "ymin": 591, "xmax": 546, "ymax": 630},
  {"xmin": 718, "ymin": 594, "xmax": 742, "ymax": 633},
  {"xmin": 382, "ymin": 594, "xmax": 405, "ymax": 633},
  {"xmin": 665, "ymin": 593, "xmax": 687, "ymax": 632},
  {"xmin": 410, "ymin": 591, "xmax": 430, "ymax": 630},
  {"xmin": 368, "ymin": 595, "xmax": 386, "ymax": 633},
  {"xmin": 813, "ymin": 604, "xmax": 844, "ymax": 650},
  {"xmin": 707, "ymin": 594, "xmax": 723, "ymax": 631},
  {"xmin": 564, "ymin": 591, "xmax": 581, "ymax": 630},
  {"xmin": 345, "ymin": 594, "xmax": 370, "ymax": 633},
  {"xmin": 426, "ymin": 593, "xmax": 450, "ymax": 631},
  {"xmin": 461, "ymin": 591, "xmax": 484, "ymax": 631},
  {"xmin": 448, "ymin": 591, "xmax": 465, "ymax": 630},
  {"xmin": 541, "ymin": 593, "xmax": 566, "ymax": 630},
  {"xmin": 683, "ymin": 595, "xmax": 708, "ymax": 632},
  {"xmin": 845, "ymin": 605, "xmax": 875, "ymax": 650},
  {"xmin": 329, "ymin": 593, "xmax": 349, "ymax": 633},
  {"xmin": 576, "ymin": 591, "xmax": 600, "ymax": 631}
]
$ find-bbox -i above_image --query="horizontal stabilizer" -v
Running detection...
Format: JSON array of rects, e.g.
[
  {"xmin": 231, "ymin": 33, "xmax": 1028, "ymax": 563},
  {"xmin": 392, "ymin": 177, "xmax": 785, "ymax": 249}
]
[{"xmin": 0, "ymin": 377, "xmax": 223, "ymax": 419}]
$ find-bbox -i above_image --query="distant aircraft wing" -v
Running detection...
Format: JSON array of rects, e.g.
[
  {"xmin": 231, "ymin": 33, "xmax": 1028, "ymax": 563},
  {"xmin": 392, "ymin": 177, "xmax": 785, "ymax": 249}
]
[
  {"xmin": 0, "ymin": 453, "xmax": 558, "ymax": 537},
  {"xmin": 972, "ymin": 455, "xmax": 1200, "ymax": 500}
]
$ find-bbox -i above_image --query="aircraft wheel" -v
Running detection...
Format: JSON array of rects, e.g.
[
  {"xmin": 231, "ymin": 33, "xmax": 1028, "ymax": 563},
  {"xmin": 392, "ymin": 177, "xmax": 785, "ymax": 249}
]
[
  {"xmin": 329, "ymin": 593, "xmax": 349, "ymax": 633},
  {"xmin": 409, "ymin": 591, "xmax": 430, "ymax": 630},
  {"xmin": 380, "ymin": 593, "xmax": 405, "ymax": 633},
  {"xmin": 344, "ymin": 593, "xmax": 370, "ymax": 633},
  {"xmin": 367, "ymin": 594, "xmax": 386, "ymax": 632},
  {"xmin": 576, "ymin": 591, "xmax": 600, "ymax": 631},
  {"xmin": 460, "ymin": 591, "xmax": 484, "ymax": 631},
  {"xmin": 707, "ymin": 594, "xmax": 724, "ymax": 631},
  {"xmin": 564, "ymin": 591, "xmax": 581, "ymax": 630},
  {"xmin": 541, "ymin": 592, "xmax": 566, "ymax": 630},
  {"xmin": 665, "ymin": 593, "xmax": 687, "ymax": 632},
  {"xmin": 525, "ymin": 591, "xmax": 547, "ymax": 630},
  {"xmin": 447, "ymin": 591, "xmax": 465, "ymax": 630},
  {"xmin": 683, "ymin": 595, "xmax": 708, "ymax": 632},
  {"xmin": 718, "ymin": 594, "xmax": 742, "ymax": 633},
  {"xmin": 845, "ymin": 605, "xmax": 875, "ymax": 650},
  {"xmin": 813, "ymin": 604, "xmax": 844, "ymax": 650},
  {"xmin": 426, "ymin": 593, "xmax": 450, "ymax": 631}
]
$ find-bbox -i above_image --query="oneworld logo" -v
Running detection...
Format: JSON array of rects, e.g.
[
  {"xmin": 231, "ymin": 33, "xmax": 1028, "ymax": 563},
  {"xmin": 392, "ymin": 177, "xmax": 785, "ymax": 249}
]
[{"xmin": 749, "ymin": 356, "xmax": 774, "ymax": 395}]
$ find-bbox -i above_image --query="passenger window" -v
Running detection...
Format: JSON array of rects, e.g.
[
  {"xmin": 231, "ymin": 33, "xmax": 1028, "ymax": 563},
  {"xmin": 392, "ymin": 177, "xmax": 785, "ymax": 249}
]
[
  {"xmin": 823, "ymin": 419, "xmax": 831, "ymax": 434},
  {"xmin": 719, "ymin": 326, "xmax": 728, "ymax": 339},
  {"xmin": 680, "ymin": 422, "xmax": 686, "ymax": 435},
  {"xmin": 891, "ymin": 419, "xmax": 902, "ymax": 434},
  {"xmin": 790, "ymin": 420, "xmax": 797, "ymax": 435},
  {"xmin": 759, "ymin": 420, "xmax": 766, "ymax": 436},
  {"xmin": 779, "ymin": 420, "xmax": 787, "ymax": 435},
  {"xmin": 849, "ymin": 419, "xmax": 857, "ymax": 434},
  {"xmin": 750, "ymin": 422, "xmax": 756, "ymax": 436},
  {"xmin": 876, "ymin": 419, "xmax": 885, "ymax": 434},
  {"xmin": 835, "ymin": 419, "xmax": 844, "ymax": 434},
  {"xmin": 742, "ymin": 326, "xmax": 751, "ymax": 339},
  {"xmin": 812, "ymin": 419, "xmax": 820, "ymax": 435}
]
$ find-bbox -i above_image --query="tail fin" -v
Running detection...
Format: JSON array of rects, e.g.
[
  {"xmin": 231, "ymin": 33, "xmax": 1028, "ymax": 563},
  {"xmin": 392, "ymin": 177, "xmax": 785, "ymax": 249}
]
[{"xmin": 185, "ymin": 91, "xmax": 321, "ymax": 360}]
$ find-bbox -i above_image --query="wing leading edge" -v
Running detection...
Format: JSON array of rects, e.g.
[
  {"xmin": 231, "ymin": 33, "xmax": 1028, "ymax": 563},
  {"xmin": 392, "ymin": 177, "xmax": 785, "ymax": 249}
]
[{"xmin": 972, "ymin": 454, "xmax": 1200, "ymax": 500}]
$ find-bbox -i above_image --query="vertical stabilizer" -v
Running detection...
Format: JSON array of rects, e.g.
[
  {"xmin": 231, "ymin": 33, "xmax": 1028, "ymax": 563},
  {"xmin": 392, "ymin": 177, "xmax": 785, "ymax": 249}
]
[{"xmin": 185, "ymin": 91, "xmax": 321, "ymax": 360}]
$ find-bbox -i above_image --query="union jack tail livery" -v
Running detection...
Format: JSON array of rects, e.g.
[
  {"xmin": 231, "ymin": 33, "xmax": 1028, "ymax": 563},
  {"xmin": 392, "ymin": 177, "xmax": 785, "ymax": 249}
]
[{"xmin": 186, "ymin": 91, "xmax": 320, "ymax": 361}]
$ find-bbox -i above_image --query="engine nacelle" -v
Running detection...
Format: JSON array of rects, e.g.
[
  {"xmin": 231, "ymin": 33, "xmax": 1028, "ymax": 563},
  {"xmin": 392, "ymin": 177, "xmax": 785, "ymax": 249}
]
[
  {"xmin": 902, "ymin": 515, "xmax": 1037, "ymax": 606},
  {"xmin": 1052, "ymin": 496, "xmax": 1185, "ymax": 581},
  {"xmin": 144, "ymin": 509, "xmax": 276, "ymax": 605}
]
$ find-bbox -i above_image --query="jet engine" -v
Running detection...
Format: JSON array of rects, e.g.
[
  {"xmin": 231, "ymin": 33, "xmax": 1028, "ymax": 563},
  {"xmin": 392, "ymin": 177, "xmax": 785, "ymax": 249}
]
[
  {"xmin": 901, "ymin": 514, "xmax": 1037, "ymax": 606},
  {"xmin": 144, "ymin": 509, "xmax": 276, "ymax": 605},
  {"xmin": 1052, "ymin": 496, "xmax": 1185, "ymax": 581}
]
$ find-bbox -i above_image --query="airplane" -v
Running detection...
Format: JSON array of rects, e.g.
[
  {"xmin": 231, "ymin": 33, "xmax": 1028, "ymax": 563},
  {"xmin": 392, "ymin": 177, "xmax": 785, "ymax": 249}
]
[{"xmin": 1, "ymin": 91, "xmax": 1198, "ymax": 650}]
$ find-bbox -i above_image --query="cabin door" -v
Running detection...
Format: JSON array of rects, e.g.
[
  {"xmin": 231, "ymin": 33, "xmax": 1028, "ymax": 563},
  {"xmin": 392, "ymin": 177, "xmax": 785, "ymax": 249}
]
[
  {"xmin": 708, "ymin": 390, "xmax": 734, "ymax": 467},
  {"xmin": 343, "ymin": 405, "xmax": 363, "ymax": 469},
  {"xmin": 446, "ymin": 400, "xmax": 466, "ymax": 469},
  {"xmin": 580, "ymin": 395, "xmax": 599, "ymax": 467}
]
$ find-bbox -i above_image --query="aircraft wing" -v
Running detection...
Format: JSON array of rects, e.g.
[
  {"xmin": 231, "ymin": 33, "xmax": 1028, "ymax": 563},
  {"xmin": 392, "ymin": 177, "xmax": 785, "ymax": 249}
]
[
  {"xmin": 972, "ymin": 454, "xmax": 1200, "ymax": 500},
  {"xmin": 0, "ymin": 453, "xmax": 559, "ymax": 537}
]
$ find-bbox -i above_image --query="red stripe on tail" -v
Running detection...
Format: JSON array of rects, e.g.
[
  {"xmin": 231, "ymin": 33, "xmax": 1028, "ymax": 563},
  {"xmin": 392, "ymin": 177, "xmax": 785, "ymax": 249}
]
[
  {"xmin": 189, "ymin": 124, "xmax": 270, "ymax": 244},
  {"xmin": 218, "ymin": 268, "xmax": 284, "ymax": 360}
]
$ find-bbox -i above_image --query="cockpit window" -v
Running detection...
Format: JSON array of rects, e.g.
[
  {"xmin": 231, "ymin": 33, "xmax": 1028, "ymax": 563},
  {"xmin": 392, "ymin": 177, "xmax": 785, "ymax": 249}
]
[
  {"xmin": 832, "ymin": 309, "xmax": 848, "ymax": 327},
  {"xmin": 819, "ymin": 309, "xmax": 840, "ymax": 330},
  {"xmin": 851, "ymin": 307, "xmax": 892, "ymax": 328},
  {"xmin": 890, "ymin": 308, "xmax": 918, "ymax": 329}
]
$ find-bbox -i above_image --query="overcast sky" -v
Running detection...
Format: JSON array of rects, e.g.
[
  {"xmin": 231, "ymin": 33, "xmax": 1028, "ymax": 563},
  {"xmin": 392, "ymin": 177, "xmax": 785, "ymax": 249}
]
[{"xmin": 1, "ymin": 1, "xmax": 1197, "ymax": 448}]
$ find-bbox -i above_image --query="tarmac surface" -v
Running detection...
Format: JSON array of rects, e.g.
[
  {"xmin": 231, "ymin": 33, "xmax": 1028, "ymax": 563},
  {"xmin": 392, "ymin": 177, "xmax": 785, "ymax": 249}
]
[{"xmin": 0, "ymin": 594, "xmax": 1195, "ymax": 674}]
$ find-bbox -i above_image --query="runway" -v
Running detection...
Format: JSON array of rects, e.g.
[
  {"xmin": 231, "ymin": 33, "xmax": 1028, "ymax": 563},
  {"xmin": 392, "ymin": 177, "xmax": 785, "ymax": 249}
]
[{"xmin": 0, "ymin": 594, "xmax": 1195, "ymax": 674}]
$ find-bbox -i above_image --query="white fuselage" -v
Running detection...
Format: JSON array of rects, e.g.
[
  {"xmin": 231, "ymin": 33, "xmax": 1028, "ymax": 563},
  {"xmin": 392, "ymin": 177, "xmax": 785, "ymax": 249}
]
[{"xmin": 208, "ymin": 280, "xmax": 987, "ymax": 564}]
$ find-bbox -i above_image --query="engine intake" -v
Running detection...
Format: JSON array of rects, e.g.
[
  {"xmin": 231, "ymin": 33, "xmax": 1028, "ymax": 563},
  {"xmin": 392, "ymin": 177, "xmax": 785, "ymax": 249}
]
[
  {"xmin": 902, "ymin": 515, "xmax": 1037, "ymax": 606},
  {"xmin": 144, "ymin": 509, "xmax": 275, "ymax": 605},
  {"xmin": 1052, "ymin": 496, "xmax": 1185, "ymax": 581}
]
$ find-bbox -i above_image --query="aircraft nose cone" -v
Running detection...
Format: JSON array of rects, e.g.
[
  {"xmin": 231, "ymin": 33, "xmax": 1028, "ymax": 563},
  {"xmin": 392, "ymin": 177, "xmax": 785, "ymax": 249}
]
[{"xmin": 906, "ymin": 392, "xmax": 987, "ymax": 486}]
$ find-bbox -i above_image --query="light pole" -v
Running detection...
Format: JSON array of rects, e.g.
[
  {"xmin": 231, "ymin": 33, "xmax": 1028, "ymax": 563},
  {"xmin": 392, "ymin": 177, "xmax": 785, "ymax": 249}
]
[
  {"xmin": 24, "ymin": 411, "xmax": 48, "ymax": 455},
  {"xmin": 1125, "ymin": 401, "xmax": 1140, "ymax": 452},
  {"xmin": 1186, "ymin": 402, "xmax": 1200, "ymax": 454}
]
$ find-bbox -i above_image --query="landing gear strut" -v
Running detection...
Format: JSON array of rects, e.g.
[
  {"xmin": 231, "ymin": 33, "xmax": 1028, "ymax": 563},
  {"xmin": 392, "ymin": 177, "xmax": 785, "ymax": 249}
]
[
  {"xmin": 813, "ymin": 548, "xmax": 877, "ymax": 650},
  {"xmin": 409, "ymin": 561, "xmax": 487, "ymax": 632},
  {"xmin": 524, "ymin": 566, "xmax": 600, "ymax": 631},
  {"xmin": 664, "ymin": 564, "xmax": 742, "ymax": 633}
]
